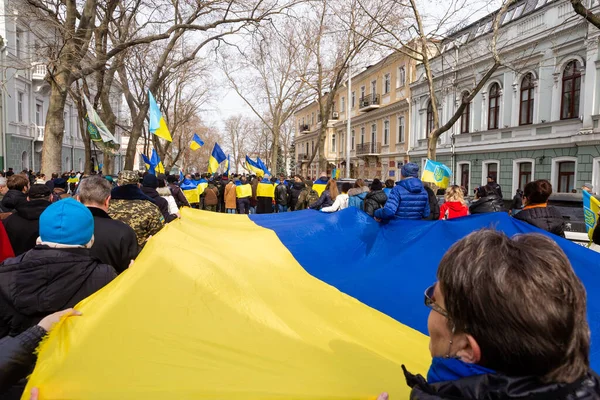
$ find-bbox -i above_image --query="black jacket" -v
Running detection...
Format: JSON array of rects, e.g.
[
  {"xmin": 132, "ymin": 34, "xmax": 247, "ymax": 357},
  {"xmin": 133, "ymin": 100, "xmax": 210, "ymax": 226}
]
[
  {"xmin": 404, "ymin": 366, "xmax": 600, "ymax": 400},
  {"xmin": 0, "ymin": 246, "xmax": 116, "ymax": 338},
  {"xmin": 141, "ymin": 186, "xmax": 176, "ymax": 223},
  {"xmin": 0, "ymin": 324, "xmax": 46, "ymax": 395},
  {"xmin": 289, "ymin": 182, "xmax": 305, "ymax": 210},
  {"xmin": 309, "ymin": 190, "xmax": 333, "ymax": 210},
  {"xmin": 364, "ymin": 190, "xmax": 388, "ymax": 217},
  {"xmin": 469, "ymin": 194, "xmax": 505, "ymax": 214},
  {"xmin": 488, "ymin": 181, "xmax": 503, "ymax": 199},
  {"xmin": 424, "ymin": 186, "xmax": 440, "ymax": 220},
  {"xmin": 2, "ymin": 200, "xmax": 51, "ymax": 256},
  {"xmin": 275, "ymin": 183, "xmax": 289, "ymax": 206},
  {"xmin": 511, "ymin": 194, "xmax": 523, "ymax": 210},
  {"xmin": 0, "ymin": 190, "xmax": 27, "ymax": 213},
  {"xmin": 169, "ymin": 184, "xmax": 190, "ymax": 208},
  {"xmin": 88, "ymin": 207, "xmax": 139, "ymax": 273},
  {"xmin": 514, "ymin": 205, "xmax": 565, "ymax": 237}
]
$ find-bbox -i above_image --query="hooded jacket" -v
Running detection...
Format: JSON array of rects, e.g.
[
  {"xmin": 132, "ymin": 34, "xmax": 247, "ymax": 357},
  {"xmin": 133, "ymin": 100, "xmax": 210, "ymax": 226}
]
[
  {"xmin": 514, "ymin": 204, "xmax": 565, "ymax": 237},
  {"xmin": 2, "ymin": 200, "xmax": 51, "ymax": 256},
  {"xmin": 404, "ymin": 366, "xmax": 600, "ymax": 400},
  {"xmin": 439, "ymin": 201, "xmax": 469, "ymax": 220},
  {"xmin": 224, "ymin": 182, "xmax": 237, "ymax": 209},
  {"xmin": 88, "ymin": 207, "xmax": 139, "ymax": 274},
  {"xmin": 157, "ymin": 187, "xmax": 179, "ymax": 215},
  {"xmin": 364, "ymin": 190, "xmax": 388, "ymax": 217},
  {"xmin": 374, "ymin": 178, "xmax": 430, "ymax": 220},
  {"xmin": 204, "ymin": 184, "xmax": 219, "ymax": 206},
  {"xmin": 289, "ymin": 181, "xmax": 305, "ymax": 210},
  {"xmin": 0, "ymin": 247, "xmax": 116, "ymax": 338},
  {"xmin": 469, "ymin": 194, "xmax": 505, "ymax": 214},
  {"xmin": 0, "ymin": 190, "xmax": 27, "ymax": 212},
  {"xmin": 141, "ymin": 186, "xmax": 175, "ymax": 223}
]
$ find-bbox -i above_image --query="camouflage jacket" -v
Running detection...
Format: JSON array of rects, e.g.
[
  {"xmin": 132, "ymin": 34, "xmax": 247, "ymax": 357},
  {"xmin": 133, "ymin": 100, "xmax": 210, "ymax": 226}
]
[{"xmin": 108, "ymin": 198, "xmax": 164, "ymax": 247}]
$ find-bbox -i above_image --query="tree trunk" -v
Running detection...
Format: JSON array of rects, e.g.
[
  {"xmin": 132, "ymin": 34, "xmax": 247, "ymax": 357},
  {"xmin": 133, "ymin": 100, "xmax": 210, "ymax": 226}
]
[
  {"xmin": 270, "ymin": 124, "xmax": 280, "ymax": 172},
  {"xmin": 41, "ymin": 76, "xmax": 69, "ymax": 175},
  {"xmin": 124, "ymin": 105, "xmax": 148, "ymax": 170},
  {"xmin": 427, "ymin": 132, "xmax": 438, "ymax": 160}
]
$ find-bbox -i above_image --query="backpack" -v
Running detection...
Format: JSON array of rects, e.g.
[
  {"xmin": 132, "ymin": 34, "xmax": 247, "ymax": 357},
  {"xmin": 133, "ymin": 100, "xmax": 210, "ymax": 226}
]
[
  {"xmin": 306, "ymin": 189, "xmax": 320, "ymax": 207},
  {"xmin": 348, "ymin": 192, "xmax": 367, "ymax": 211}
]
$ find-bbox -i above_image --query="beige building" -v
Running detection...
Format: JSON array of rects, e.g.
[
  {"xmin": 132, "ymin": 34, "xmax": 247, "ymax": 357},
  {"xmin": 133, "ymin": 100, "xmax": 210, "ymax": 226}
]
[{"xmin": 294, "ymin": 50, "xmax": 417, "ymax": 180}]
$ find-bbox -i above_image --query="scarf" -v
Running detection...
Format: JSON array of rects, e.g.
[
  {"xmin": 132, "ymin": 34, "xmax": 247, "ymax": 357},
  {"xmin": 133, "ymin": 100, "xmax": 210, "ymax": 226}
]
[{"xmin": 427, "ymin": 357, "xmax": 495, "ymax": 384}]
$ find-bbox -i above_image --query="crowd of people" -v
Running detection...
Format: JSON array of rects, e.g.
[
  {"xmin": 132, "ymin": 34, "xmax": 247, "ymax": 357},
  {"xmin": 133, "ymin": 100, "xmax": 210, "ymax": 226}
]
[{"xmin": 0, "ymin": 162, "xmax": 596, "ymax": 399}]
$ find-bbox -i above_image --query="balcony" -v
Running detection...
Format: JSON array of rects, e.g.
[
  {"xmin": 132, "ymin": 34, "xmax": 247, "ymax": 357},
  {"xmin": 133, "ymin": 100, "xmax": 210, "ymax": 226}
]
[
  {"xmin": 297, "ymin": 153, "xmax": 308, "ymax": 163},
  {"xmin": 331, "ymin": 111, "xmax": 339, "ymax": 120},
  {"xmin": 356, "ymin": 142, "xmax": 381, "ymax": 156},
  {"xmin": 34, "ymin": 125, "xmax": 44, "ymax": 141},
  {"xmin": 299, "ymin": 124, "xmax": 310, "ymax": 133},
  {"xmin": 32, "ymin": 63, "xmax": 47, "ymax": 81},
  {"xmin": 359, "ymin": 94, "xmax": 380, "ymax": 112}
]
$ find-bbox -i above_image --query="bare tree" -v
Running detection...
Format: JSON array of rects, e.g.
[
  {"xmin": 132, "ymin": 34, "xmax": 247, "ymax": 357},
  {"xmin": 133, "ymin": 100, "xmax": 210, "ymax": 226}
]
[
  {"xmin": 223, "ymin": 115, "xmax": 265, "ymax": 174},
  {"xmin": 221, "ymin": 19, "xmax": 311, "ymax": 170},
  {"xmin": 179, "ymin": 117, "xmax": 222, "ymax": 173},
  {"xmin": 356, "ymin": 0, "xmax": 515, "ymax": 160}
]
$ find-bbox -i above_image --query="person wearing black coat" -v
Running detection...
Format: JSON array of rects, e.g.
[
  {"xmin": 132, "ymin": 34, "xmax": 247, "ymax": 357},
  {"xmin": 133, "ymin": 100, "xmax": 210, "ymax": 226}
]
[
  {"xmin": 0, "ymin": 174, "xmax": 29, "ymax": 212},
  {"xmin": 289, "ymin": 176, "xmax": 305, "ymax": 211},
  {"xmin": 469, "ymin": 184, "xmax": 505, "ymax": 214},
  {"xmin": 364, "ymin": 179, "xmax": 388, "ymax": 217},
  {"xmin": 2, "ymin": 185, "xmax": 52, "ymax": 256},
  {"xmin": 0, "ymin": 199, "xmax": 115, "ymax": 399},
  {"xmin": 0, "ymin": 309, "xmax": 79, "ymax": 397},
  {"xmin": 78, "ymin": 176, "xmax": 139, "ymax": 273},
  {"xmin": 141, "ymin": 174, "xmax": 176, "ymax": 223},
  {"xmin": 423, "ymin": 184, "xmax": 440, "ymax": 220},
  {"xmin": 513, "ymin": 179, "xmax": 565, "ymax": 237},
  {"xmin": 309, "ymin": 189, "xmax": 334, "ymax": 210}
]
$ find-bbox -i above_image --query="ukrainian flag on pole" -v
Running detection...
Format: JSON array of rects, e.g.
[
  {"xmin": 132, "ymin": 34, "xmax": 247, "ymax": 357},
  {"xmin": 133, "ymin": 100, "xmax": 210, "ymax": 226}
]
[
  {"xmin": 245, "ymin": 156, "xmax": 264, "ymax": 176},
  {"xmin": 583, "ymin": 190, "xmax": 600, "ymax": 243},
  {"xmin": 208, "ymin": 143, "xmax": 226, "ymax": 174},
  {"xmin": 421, "ymin": 159, "xmax": 452, "ymax": 189},
  {"xmin": 189, "ymin": 134, "xmax": 204, "ymax": 151},
  {"xmin": 148, "ymin": 90, "xmax": 172, "ymax": 142},
  {"xmin": 150, "ymin": 149, "xmax": 165, "ymax": 174}
]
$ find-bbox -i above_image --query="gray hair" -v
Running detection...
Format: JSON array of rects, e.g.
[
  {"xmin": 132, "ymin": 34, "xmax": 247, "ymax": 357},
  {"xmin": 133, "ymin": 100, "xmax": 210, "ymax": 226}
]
[
  {"xmin": 0, "ymin": 177, "xmax": 6, "ymax": 186},
  {"xmin": 78, "ymin": 175, "xmax": 112, "ymax": 205}
]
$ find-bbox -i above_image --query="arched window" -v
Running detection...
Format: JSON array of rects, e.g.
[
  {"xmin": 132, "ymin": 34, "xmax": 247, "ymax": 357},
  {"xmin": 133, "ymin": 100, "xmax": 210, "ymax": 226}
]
[
  {"xmin": 561, "ymin": 61, "xmax": 581, "ymax": 120},
  {"xmin": 426, "ymin": 101, "xmax": 434, "ymax": 137},
  {"xmin": 519, "ymin": 73, "xmax": 534, "ymax": 125},
  {"xmin": 488, "ymin": 83, "xmax": 500, "ymax": 130},
  {"xmin": 460, "ymin": 92, "xmax": 470, "ymax": 133},
  {"xmin": 21, "ymin": 151, "xmax": 29, "ymax": 171}
]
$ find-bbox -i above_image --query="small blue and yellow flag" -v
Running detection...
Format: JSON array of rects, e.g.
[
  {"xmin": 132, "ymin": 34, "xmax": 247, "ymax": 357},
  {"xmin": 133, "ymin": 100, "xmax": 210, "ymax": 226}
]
[
  {"xmin": 256, "ymin": 157, "xmax": 271, "ymax": 176},
  {"xmin": 150, "ymin": 149, "xmax": 165, "ymax": 175},
  {"xmin": 224, "ymin": 154, "xmax": 230, "ymax": 177},
  {"xmin": 421, "ymin": 159, "xmax": 452, "ymax": 189},
  {"xmin": 583, "ymin": 190, "xmax": 600, "ymax": 243},
  {"xmin": 208, "ymin": 143, "xmax": 226, "ymax": 174},
  {"xmin": 190, "ymin": 134, "xmax": 204, "ymax": 151},
  {"xmin": 332, "ymin": 168, "xmax": 340, "ymax": 179},
  {"xmin": 141, "ymin": 153, "xmax": 152, "ymax": 172},
  {"xmin": 245, "ymin": 156, "xmax": 264, "ymax": 176},
  {"xmin": 148, "ymin": 90, "xmax": 172, "ymax": 142}
]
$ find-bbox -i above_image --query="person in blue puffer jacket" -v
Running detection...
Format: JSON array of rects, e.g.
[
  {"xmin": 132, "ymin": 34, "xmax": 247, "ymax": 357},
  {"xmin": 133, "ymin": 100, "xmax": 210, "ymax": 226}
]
[{"xmin": 374, "ymin": 162, "xmax": 430, "ymax": 221}]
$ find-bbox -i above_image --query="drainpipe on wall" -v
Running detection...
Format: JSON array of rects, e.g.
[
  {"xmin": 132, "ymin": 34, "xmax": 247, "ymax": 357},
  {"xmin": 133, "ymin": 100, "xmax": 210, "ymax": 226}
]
[{"xmin": 0, "ymin": 38, "xmax": 6, "ymax": 171}]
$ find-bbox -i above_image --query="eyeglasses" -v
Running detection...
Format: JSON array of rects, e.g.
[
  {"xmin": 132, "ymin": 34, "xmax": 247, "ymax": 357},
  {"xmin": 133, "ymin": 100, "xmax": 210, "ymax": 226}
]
[{"xmin": 424, "ymin": 283, "xmax": 450, "ymax": 319}]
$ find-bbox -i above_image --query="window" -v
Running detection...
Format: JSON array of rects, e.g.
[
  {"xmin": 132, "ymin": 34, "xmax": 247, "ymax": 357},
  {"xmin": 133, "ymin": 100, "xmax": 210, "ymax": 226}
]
[
  {"xmin": 397, "ymin": 66, "xmax": 406, "ymax": 88},
  {"xmin": 398, "ymin": 116, "xmax": 405, "ymax": 143},
  {"xmin": 520, "ymin": 73, "xmax": 535, "ymax": 125},
  {"xmin": 384, "ymin": 73, "xmax": 391, "ymax": 94},
  {"xmin": 351, "ymin": 91, "xmax": 355, "ymax": 108},
  {"xmin": 513, "ymin": 4, "xmax": 525, "ymax": 19},
  {"xmin": 311, "ymin": 141, "xmax": 314, "ymax": 153},
  {"xmin": 371, "ymin": 123, "xmax": 376, "ymax": 143},
  {"xmin": 21, "ymin": 151, "xmax": 28, "ymax": 171},
  {"xmin": 460, "ymin": 163, "xmax": 470, "ymax": 191},
  {"xmin": 360, "ymin": 86, "xmax": 365, "ymax": 99},
  {"xmin": 558, "ymin": 161, "xmax": 575, "ymax": 192},
  {"xmin": 341, "ymin": 97, "xmax": 345, "ymax": 112},
  {"xmin": 486, "ymin": 162, "xmax": 499, "ymax": 182},
  {"xmin": 384, "ymin": 120, "xmax": 389, "ymax": 145},
  {"xmin": 331, "ymin": 134, "xmax": 336, "ymax": 153},
  {"xmin": 306, "ymin": 143, "xmax": 309, "ymax": 155},
  {"xmin": 371, "ymin": 80, "xmax": 377, "ymax": 95},
  {"xmin": 535, "ymin": 0, "xmax": 547, "ymax": 8},
  {"xmin": 351, "ymin": 129, "xmax": 355, "ymax": 150},
  {"xmin": 35, "ymin": 103, "xmax": 42, "ymax": 125},
  {"xmin": 502, "ymin": 9, "xmax": 514, "ymax": 24},
  {"xmin": 488, "ymin": 83, "xmax": 500, "ymax": 130},
  {"xmin": 561, "ymin": 61, "xmax": 581, "ymax": 120},
  {"xmin": 311, "ymin": 112, "xmax": 315, "ymax": 125},
  {"xmin": 460, "ymin": 93, "xmax": 470, "ymax": 133},
  {"xmin": 426, "ymin": 101, "xmax": 434, "ymax": 137},
  {"xmin": 17, "ymin": 92, "xmax": 23, "ymax": 123},
  {"xmin": 16, "ymin": 29, "xmax": 23, "ymax": 58},
  {"xmin": 518, "ymin": 162, "xmax": 532, "ymax": 190}
]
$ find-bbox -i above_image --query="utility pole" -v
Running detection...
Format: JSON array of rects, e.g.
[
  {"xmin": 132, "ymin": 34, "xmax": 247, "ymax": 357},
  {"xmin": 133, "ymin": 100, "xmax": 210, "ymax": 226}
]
[{"xmin": 345, "ymin": 61, "xmax": 352, "ymax": 179}]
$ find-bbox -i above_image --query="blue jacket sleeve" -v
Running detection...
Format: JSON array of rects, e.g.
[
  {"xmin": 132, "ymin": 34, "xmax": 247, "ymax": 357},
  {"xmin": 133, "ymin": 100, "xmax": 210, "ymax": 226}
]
[
  {"xmin": 375, "ymin": 187, "xmax": 400, "ymax": 220},
  {"xmin": 422, "ymin": 191, "xmax": 431, "ymax": 219}
]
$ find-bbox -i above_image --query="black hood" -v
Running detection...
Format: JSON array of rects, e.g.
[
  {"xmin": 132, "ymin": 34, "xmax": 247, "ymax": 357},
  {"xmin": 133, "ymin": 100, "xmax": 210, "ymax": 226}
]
[
  {"xmin": 1, "ymin": 190, "xmax": 27, "ymax": 211},
  {"xmin": 366, "ymin": 190, "xmax": 387, "ymax": 204},
  {"xmin": 140, "ymin": 186, "xmax": 160, "ymax": 200},
  {"xmin": 111, "ymin": 184, "xmax": 156, "ymax": 204},
  {"xmin": 15, "ymin": 200, "xmax": 51, "ymax": 221},
  {"xmin": 292, "ymin": 181, "xmax": 305, "ymax": 190},
  {"xmin": 0, "ymin": 247, "xmax": 101, "ymax": 315}
]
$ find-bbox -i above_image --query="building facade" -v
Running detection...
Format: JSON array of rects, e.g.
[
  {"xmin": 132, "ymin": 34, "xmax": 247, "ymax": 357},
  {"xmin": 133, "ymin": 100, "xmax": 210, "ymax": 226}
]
[
  {"xmin": 410, "ymin": 0, "xmax": 600, "ymax": 195},
  {"xmin": 0, "ymin": 0, "xmax": 126, "ymax": 174}
]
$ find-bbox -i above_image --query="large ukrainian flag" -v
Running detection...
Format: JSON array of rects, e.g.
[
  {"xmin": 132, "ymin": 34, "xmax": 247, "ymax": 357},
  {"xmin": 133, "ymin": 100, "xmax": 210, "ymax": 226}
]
[
  {"xmin": 208, "ymin": 143, "xmax": 226, "ymax": 174},
  {"xmin": 23, "ymin": 209, "xmax": 600, "ymax": 399}
]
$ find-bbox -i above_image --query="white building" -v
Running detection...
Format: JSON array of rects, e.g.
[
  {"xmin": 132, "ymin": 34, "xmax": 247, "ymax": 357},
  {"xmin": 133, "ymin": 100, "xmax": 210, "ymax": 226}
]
[
  {"xmin": 0, "ymin": 0, "xmax": 126, "ymax": 174},
  {"xmin": 409, "ymin": 0, "xmax": 600, "ymax": 196}
]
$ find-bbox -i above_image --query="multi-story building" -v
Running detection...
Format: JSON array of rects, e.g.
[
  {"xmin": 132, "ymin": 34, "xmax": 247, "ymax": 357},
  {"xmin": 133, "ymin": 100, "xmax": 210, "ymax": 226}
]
[
  {"xmin": 0, "ymin": 0, "xmax": 126, "ymax": 174},
  {"xmin": 409, "ymin": 0, "xmax": 600, "ymax": 195},
  {"xmin": 294, "ymin": 51, "xmax": 417, "ymax": 179}
]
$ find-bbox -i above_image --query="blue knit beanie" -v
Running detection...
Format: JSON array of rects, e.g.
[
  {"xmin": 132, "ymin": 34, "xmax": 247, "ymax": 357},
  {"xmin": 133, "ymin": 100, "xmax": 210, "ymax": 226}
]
[
  {"xmin": 401, "ymin": 162, "xmax": 420, "ymax": 178},
  {"xmin": 39, "ymin": 198, "xmax": 94, "ymax": 246}
]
